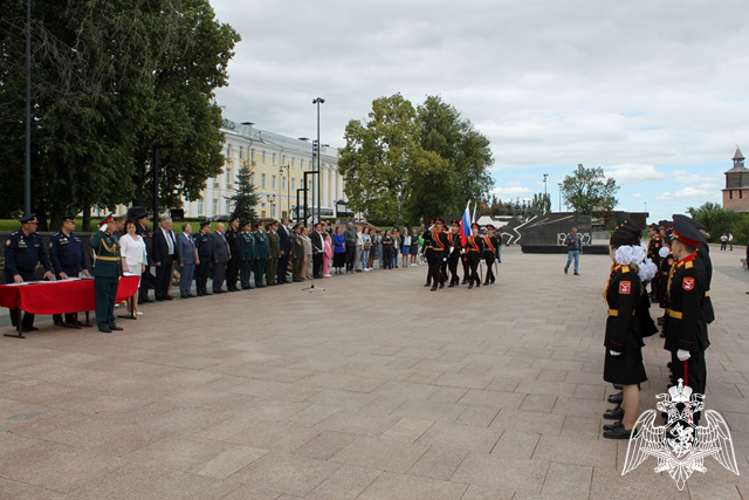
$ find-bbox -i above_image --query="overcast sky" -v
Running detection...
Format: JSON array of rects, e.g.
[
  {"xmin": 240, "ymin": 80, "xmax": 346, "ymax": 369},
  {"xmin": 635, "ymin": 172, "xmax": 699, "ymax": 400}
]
[{"xmin": 211, "ymin": 0, "xmax": 749, "ymax": 223}]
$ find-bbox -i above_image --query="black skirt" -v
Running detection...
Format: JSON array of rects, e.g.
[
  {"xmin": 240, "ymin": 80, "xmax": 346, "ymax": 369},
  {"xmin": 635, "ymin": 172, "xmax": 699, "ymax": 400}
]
[
  {"xmin": 603, "ymin": 348, "xmax": 647, "ymax": 386},
  {"xmin": 333, "ymin": 253, "xmax": 346, "ymax": 268}
]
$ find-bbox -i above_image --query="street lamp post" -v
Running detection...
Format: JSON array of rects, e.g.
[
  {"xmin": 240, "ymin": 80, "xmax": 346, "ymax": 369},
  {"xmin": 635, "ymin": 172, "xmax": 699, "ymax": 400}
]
[
  {"xmin": 24, "ymin": 0, "xmax": 31, "ymax": 216},
  {"xmin": 558, "ymin": 183, "xmax": 563, "ymax": 212},
  {"xmin": 313, "ymin": 97, "xmax": 325, "ymax": 224},
  {"xmin": 543, "ymin": 174, "xmax": 549, "ymax": 214}
]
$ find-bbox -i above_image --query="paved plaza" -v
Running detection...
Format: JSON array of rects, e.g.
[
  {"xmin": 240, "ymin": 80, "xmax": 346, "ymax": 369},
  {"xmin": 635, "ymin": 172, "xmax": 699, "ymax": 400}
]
[{"xmin": 0, "ymin": 246, "xmax": 747, "ymax": 499}]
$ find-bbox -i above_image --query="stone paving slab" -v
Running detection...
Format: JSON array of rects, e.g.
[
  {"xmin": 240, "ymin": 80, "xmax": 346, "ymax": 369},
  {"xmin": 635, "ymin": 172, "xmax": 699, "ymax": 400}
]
[{"xmin": 0, "ymin": 245, "xmax": 746, "ymax": 498}]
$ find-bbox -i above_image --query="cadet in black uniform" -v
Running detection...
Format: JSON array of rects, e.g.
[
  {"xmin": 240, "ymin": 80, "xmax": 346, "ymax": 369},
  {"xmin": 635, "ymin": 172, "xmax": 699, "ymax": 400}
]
[
  {"xmin": 194, "ymin": 220, "xmax": 214, "ymax": 296},
  {"xmin": 226, "ymin": 217, "xmax": 240, "ymax": 292},
  {"xmin": 423, "ymin": 220, "xmax": 434, "ymax": 288},
  {"xmin": 685, "ymin": 218, "xmax": 715, "ymax": 326},
  {"xmin": 4, "ymin": 214, "xmax": 56, "ymax": 331},
  {"xmin": 483, "ymin": 224, "xmax": 499, "ymax": 285},
  {"xmin": 464, "ymin": 222, "xmax": 484, "ymax": 289},
  {"xmin": 135, "ymin": 213, "xmax": 154, "ymax": 303},
  {"xmin": 446, "ymin": 220, "xmax": 462, "ymax": 287},
  {"xmin": 50, "ymin": 215, "xmax": 91, "ymax": 327},
  {"xmin": 426, "ymin": 218, "xmax": 448, "ymax": 291},
  {"xmin": 601, "ymin": 227, "xmax": 647, "ymax": 439},
  {"xmin": 664, "ymin": 215, "xmax": 711, "ymax": 426}
]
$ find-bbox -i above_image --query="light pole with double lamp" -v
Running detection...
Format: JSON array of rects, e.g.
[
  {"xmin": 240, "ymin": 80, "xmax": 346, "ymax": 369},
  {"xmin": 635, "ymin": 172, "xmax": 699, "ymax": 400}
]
[{"xmin": 312, "ymin": 97, "xmax": 325, "ymax": 224}]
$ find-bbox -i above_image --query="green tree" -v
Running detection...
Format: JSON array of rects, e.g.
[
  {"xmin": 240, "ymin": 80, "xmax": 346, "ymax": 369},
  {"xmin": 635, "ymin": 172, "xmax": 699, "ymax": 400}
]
[
  {"xmin": 561, "ymin": 164, "xmax": 619, "ymax": 215},
  {"xmin": 227, "ymin": 163, "xmax": 259, "ymax": 223},
  {"xmin": 0, "ymin": 0, "xmax": 239, "ymax": 229},
  {"xmin": 687, "ymin": 202, "xmax": 749, "ymax": 244}
]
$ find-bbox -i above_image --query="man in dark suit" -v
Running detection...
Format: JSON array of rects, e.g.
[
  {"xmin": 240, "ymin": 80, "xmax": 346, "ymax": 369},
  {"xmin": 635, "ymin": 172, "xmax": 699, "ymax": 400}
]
[
  {"xmin": 152, "ymin": 217, "xmax": 177, "ymax": 301},
  {"xmin": 311, "ymin": 222, "xmax": 325, "ymax": 279},
  {"xmin": 177, "ymin": 223, "xmax": 198, "ymax": 298},
  {"xmin": 212, "ymin": 222, "xmax": 231, "ymax": 293},
  {"xmin": 135, "ymin": 213, "xmax": 154, "ymax": 303},
  {"xmin": 194, "ymin": 220, "xmax": 214, "ymax": 296},
  {"xmin": 225, "ymin": 217, "xmax": 241, "ymax": 291},
  {"xmin": 277, "ymin": 218, "xmax": 292, "ymax": 284}
]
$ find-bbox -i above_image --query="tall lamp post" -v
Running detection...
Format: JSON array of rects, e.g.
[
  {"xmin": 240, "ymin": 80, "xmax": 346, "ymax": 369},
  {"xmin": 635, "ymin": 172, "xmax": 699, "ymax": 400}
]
[
  {"xmin": 543, "ymin": 174, "xmax": 549, "ymax": 214},
  {"xmin": 558, "ymin": 183, "xmax": 563, "ymax": 212},
  {"xmin": 24, "ymin": 0, "xmax": 31, "ymax": 215},
  {"xmin": 312, "ymin": 97, "xmax": 325, "ymax": 224},
  {"xmin": 279, "ymin": 161, "xmax": 290, "ymax": 219}
]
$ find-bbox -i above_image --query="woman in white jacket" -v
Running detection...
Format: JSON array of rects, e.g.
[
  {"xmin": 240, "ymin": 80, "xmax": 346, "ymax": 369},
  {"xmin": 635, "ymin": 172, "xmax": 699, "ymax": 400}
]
[{"xmin": 119, "ymin": 220, "xmax": 147, "ymax": 315}]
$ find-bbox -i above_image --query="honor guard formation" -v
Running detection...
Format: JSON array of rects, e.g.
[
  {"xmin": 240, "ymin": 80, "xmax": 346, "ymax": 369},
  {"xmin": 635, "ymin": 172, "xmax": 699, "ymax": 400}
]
[
  {"xmin": 600, "ymin": 212, "xmax": 713, "ymax": 439},
  {"xmin": 421, "ymin": 218, "xmax": 502, "ymax": 291}
]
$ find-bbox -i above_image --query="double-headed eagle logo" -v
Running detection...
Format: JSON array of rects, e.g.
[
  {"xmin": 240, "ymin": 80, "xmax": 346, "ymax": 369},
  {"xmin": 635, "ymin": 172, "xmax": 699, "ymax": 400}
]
[{"xmin": 622, "ymin": 379, "xmax": 740, "ymax": 490}]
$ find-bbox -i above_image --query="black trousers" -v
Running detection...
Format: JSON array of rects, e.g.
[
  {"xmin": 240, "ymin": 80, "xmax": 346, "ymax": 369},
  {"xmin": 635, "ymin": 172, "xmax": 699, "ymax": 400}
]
[
  {"xmin": 139, "ymin": 266, "xmax": 152, "ymax": 302},
  {"xmin": 196, "ymin": 256, "xmax": 211, "ymax": 295},
  {"xmin": 313, "ymin": 253, "xmax": 323, "ymax": 278},
  {"xmin": 345, "ymin": 245, "xmax": 357, "ymax": 271},
  {"xmin": 468, "ymin": 259, "xmax": 480, "ymax": 286},
  {"xmin": 54, "ymin": 267, "xmax": 79, "ymax": 324},
  {"xmin": 382, "ymin": 247, "xmax": 392, "ymax": 269},
  {"xmin": 462, "ymin": 258, "xmax": 470, "ymax": 283},
  {"xmin": 670, "ymin": 349, "xmax": 707, "ymax": 425},
  {"xmin": 95, "ymin": 276, "xmax": 118, "ymax": 329},
  {"xmin": 226, "ymin": 256, "xmax": 239, "ymax": 290},
  {"xmin": 212, "ymin": 261, "xmax": 227, "ymax": 292},
  {"xmin": 428, "ymin": 254, "xmax": 444, "ymax": 288},
  {"xmin": 7, "ymin": 270, "xmax": 35, "ymax": 329},
  {"xmin": 484, "ymin": 255, "xmax": 495, "ymax": 283},
  {"xmin": 448, "ymin": 256, "xmax": 460, "ymax": 284},
  {"xmin": 277, "ymin": 253, "xmax": 290, "ymax": 283},
  {"xmin": 155, "ymin": 259, "xmax": 174, "ymax": 300}
]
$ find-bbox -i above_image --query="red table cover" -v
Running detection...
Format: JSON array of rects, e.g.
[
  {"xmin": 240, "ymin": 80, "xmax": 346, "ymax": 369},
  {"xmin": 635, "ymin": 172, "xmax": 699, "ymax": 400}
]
[{"xmin": 0, "ymin": 275, "xmax": 139, "ymax": 315}]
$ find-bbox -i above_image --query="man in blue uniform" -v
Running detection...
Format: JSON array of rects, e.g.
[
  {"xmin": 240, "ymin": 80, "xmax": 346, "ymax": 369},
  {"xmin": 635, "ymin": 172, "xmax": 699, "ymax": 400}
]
[
  {"xmin": 50, "ymin": 215, "xmax": 91, "ymax": 327},
  {"xmin": 4, "ymin": 214, "xmax": 56, "ymax": 331},
  {"xmin": 194, "ymin": 220, "xmax": 214, "ymax": 296}
]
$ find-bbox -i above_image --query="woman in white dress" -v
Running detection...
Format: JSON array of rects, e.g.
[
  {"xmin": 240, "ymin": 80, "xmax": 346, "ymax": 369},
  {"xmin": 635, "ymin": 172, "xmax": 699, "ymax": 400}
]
[{"xmin": 119, "ymin": 219, "xmax": 147, "ymax": 315}]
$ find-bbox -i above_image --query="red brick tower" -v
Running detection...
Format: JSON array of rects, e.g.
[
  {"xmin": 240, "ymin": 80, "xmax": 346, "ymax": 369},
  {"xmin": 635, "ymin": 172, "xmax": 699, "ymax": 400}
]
[{"xmin": 722, "ymin": 146, "xmax": 749, "ymax": 212}]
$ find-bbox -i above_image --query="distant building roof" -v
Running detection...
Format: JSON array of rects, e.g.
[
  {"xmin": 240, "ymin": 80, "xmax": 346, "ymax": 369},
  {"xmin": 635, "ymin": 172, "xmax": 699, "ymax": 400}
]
[{"xmin": 733, "ymin": 146, "xmax": 744, "ymax": 160}]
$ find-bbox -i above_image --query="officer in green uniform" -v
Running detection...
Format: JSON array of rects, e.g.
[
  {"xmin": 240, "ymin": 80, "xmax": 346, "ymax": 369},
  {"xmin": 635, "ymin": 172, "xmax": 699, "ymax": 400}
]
[
  {"xmin": 291, "ymin": 224, "xmax": 306, "ymax": 282},
  {"xmin": 89, "ymin": 214, "xmax": 123, "ymax": 333},
  {"xmin": 266, "ymin": 221, "xmax": 281, "ymax": 286},
  {"xmin": 239, "ymin": 220, "xmax": 255, "ymax": 290},
  {"xmin": 252, "ymin": 221, "xmax": 269, "ymax": 287}
]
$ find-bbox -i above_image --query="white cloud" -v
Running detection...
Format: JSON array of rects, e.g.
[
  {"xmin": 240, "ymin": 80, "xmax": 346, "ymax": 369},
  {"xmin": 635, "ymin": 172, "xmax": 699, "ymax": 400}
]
[
  {"xmin": 631, "ymin": 193, "xmax": 642, "ymax": 198},
  {"xmin": 656, "ymin": 185, "xmax": 721, "ymax": 201},
  {"xmin": 605, "ymin": 164, "xmax": 665, "ymax": 184},
  {"xmin": 490, "ymin": 186, "xmax": 531, "ymax": 197}
]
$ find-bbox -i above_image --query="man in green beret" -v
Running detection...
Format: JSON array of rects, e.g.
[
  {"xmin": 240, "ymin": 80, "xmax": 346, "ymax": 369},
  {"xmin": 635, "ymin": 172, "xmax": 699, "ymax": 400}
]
[{"xmin": 90, "ymin": 215, "xmax": 123, "ymax": 333}]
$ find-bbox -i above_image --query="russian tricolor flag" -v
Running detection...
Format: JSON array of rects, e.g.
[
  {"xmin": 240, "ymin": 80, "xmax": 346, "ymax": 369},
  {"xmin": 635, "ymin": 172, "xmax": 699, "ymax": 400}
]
[{"xmin": 460, "ymin": 202, "xmax": 471, "ymax": 246}]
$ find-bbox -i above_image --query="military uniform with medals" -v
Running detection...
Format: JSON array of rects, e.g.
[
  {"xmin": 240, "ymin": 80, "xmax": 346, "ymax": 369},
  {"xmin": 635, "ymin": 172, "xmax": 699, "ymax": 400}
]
[
  {"xmin": 90, "ymin": 215, "xmax": 122, "ymax": 333},
  {"xmin": 253, "ymin": 222, "xmax": 269, "ymax": 287}
]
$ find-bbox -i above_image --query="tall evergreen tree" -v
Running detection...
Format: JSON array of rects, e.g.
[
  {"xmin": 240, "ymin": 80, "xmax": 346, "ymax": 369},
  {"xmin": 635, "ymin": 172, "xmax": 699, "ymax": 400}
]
[{"xmin": 227, "ymin": 164, "xmax": 259, "ymax": 223}]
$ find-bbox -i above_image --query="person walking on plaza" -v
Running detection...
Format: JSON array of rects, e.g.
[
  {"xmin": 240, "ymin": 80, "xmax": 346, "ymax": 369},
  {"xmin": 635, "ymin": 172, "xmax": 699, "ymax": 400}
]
[
  {"xmin": 720, "ymin": 233, "xmax": 727, "ymax": 251},
  {"xmin": 410, "ymin": 228, "xmax": 419, "ymax": 266},
  {"xmin": 465, "ymin": 222, "xmax": 484, "ymax": 289},
  {"xmin": 333, "ymin": 226, "xmax": 346, "ymax": 274},
  {"xmin": 238, "ymin": 221, "xmax": 255, "ymax": 290},
  {"xmin": 426, "ymin": 219, "xmax": 448, "ymax": 291},
  {"xmin": 212, "ymin": 222, "xmax": 231, "ymax": 293},
  {"xmin": 152, "ymin": 217, "xmax": 177, "ymax": 301},
  {"xmin": 563, "ymin": 226, "xmax": 582, "ymax": 275},
  {"xmin": 483, "ymin": 224, "xmax": 499, "ymax": 285},
  {"xmin": 266, "ymin": 221, "xmax": 281, "ymax": 285},
  {"xmin": 253, "ymin": 221, "xmax": 269, "ymax": 287},
  {"xmin": 323, "ymin": 233, "xmax": 333, "ymax": 277},
  {"xmin": 277, "ymin": 218, "xmax": 292, "ymax": 284},
  {"xmin": 90, "ymin": 215, "xmax": 122, "ymax": 333},
  {"xmin": 50, "ymin": 215, "xmax": 91, "ymax": 327},
  {"xmin": 4, "ymin": 214, "xmax": 56, "ymax": 332},
  {"xmin": 601, "ymin": 227, "xmax": 647, "ymax": 439},
  {"xmin": 344, "ymin": 221, "xmax": 357, "ymax": 274},
  {"xmin": 194, "ymin": 221, "xmax": 213, "ymax": 296},
  {"xmin": 225, "ymin": 217, "xmax": 241, "ymax": 291},
  {"xmin": 135, "ymin": 213, "xmax": 154, "ymax": 304},
  {"xmin": 728, "ymin": 232, "xmax": 734, "ymax": 251},
  {"xmin": 119, "ymin": 219, "xmax": 147, "ymax": 315},
  {"xmin": 290, "ymin": 224, "xmax": 305, "ymax": 282},
  {"xmin": 446, "ymin": 221, "xmax": 462, "ymax": 287},
  {"xmin": 176, "ymin": 223, "xmax": 198, "ymax": 298}
]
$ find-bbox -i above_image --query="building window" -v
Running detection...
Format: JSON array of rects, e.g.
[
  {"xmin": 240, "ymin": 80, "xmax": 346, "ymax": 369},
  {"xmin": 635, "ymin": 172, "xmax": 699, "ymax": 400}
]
[
  {"xmin": 213, "ymin": 176, "xmax": 219, "ymax": 188},
  {"xmin": 271, "ymin": 204, "xmax": 276, "ymax": 217},
  {"xmin": 292, "ymin": 158, "xmax": 295, "ymax": 168},
  {"xmin": 226, "ymin": 168, "xmax": 232, "ymax": 186},
  {"xmin": 262, "ymin": 151, "xmax": 266, "ymax": 164},
  {"xmin": 250, "ymin": 173, "xmax": 255, "ymax": 185},
  {"xmin": 197, "ymin": 198, "xmax": 204, "ymax": 215},
  {"xmin": 251, "ymin": 148, "xmax": 255, "ymax": 163},
  {"xmin": 239, "ymin": 146, "xmax": 243, "ymax": 160},
  {"xmin": 226, "ymin": 200, "xmax": 231, "ymax": 213},
  {"xmin": 226, "ymin": 144, "xmax": 232, "ymax": 159},
  {"xmin": 282, "ymin": 155, "xmax": 286, "ymax": 166},
  {"xmin": 272, "ymin": 175, "xmax": 276, "ymax": 189},
  {"xmin": 212, "ymin": 199, "xmax": 217, "ymax": 216},
  {"xmin": 730, "ymin": 190, "xmax": 733, "ymax": 200},
  {"xmin": 282, "ymin": 177, "xmax": 286, "ymax": 190},
  {"xmin": 292, "ymin": 178, "xmax": 296, "ymax": 191},
  {"xmin": 272, "ymin": 153, "xmax": 276, "ymax": 166},
  {"xmin": 261, "ymin": 173, "xmax": 266, "ymax": 188},
  {"xmin": 309, "ymin": 160, "xmax": 313, "ymax": 170}
]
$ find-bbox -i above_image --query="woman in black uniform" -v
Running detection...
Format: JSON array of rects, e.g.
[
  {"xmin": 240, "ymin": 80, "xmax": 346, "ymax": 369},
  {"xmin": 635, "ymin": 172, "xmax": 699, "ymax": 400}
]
[{"xmin": 602, "ymin": 228, "xmax": 647, "ymax": 439}]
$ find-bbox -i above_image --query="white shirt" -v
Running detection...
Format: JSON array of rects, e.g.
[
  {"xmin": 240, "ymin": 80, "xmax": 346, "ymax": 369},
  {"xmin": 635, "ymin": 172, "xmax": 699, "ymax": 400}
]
[
  {"xmin": 162, "ymin": 228, "xmax": 175, "ymax": 255},
  {"xmin": 120, "ymin": 233, "xmax": 147, "ymax": 266},
  {"xmin": 404, "ymin": 235, "xmax": 412, "ymax": 246}
]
